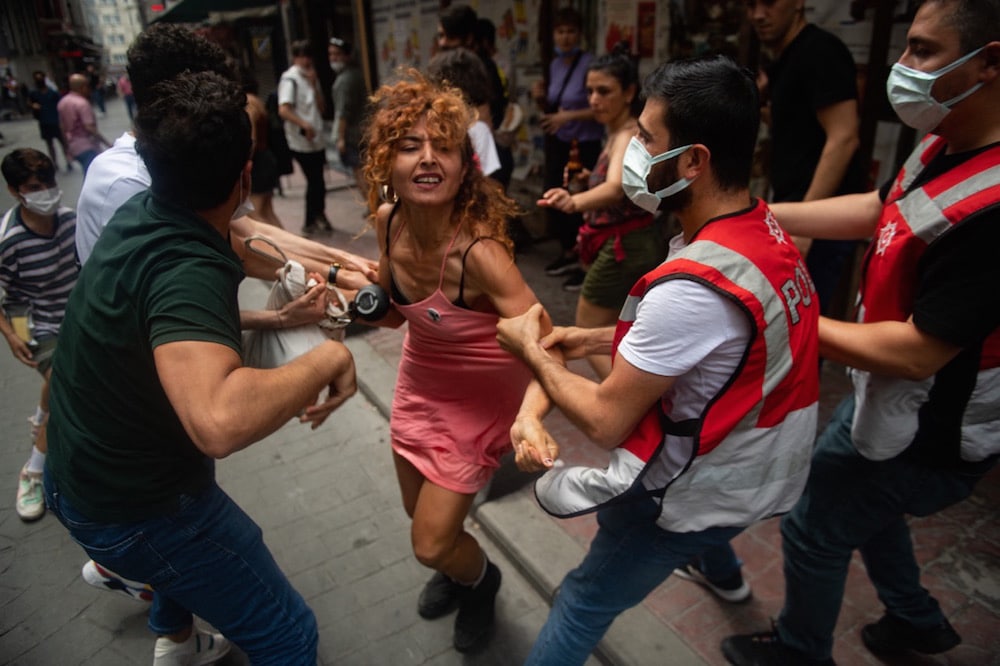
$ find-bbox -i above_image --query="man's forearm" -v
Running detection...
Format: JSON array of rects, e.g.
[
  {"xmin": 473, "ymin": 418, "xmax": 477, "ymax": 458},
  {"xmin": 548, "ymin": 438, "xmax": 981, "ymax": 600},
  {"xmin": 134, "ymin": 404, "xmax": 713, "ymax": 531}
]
[
  {"xmin": 803, "ymin": 136, "xmax": 858, "ymax": 202},
  {"xmin": 164, "ymin": 340, "xmax": 354, "ymax": 457}
]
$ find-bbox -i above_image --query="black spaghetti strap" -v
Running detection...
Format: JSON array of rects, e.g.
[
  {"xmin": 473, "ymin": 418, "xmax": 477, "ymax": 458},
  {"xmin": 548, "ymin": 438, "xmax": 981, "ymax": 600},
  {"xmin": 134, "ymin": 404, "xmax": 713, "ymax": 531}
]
[{"xmin": 456, "ymin": 236, "xmax": 505, "ymax": 309}]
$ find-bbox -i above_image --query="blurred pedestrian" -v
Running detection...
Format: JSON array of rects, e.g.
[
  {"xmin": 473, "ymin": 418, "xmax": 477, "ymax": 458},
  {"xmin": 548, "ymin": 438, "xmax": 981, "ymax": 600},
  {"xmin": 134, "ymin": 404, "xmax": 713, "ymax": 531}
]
[
  {"xmin": 27, "ymin": 71, "xmax": 72, "ymax": 172},
  {"xmin": 531, "ymin": 7, "xmax": 603, "ymax": 290},
  {"xmin": 328, "ymin": 37, "xmax": 366, "ymax": 186},
  {"xmin": 118, "ymin": 73, "xmax": 135, "ymax": 121},
  {"xmin": 278, "ymin": 40, "xmax": 332, "ymax": 236},
  {"xmin": 57, "ymin": 73, "xmax": 109, "ymax": 173},
  {"xmin": 241, "ymin": 67, "xmax": 284, "ymax": 229}
]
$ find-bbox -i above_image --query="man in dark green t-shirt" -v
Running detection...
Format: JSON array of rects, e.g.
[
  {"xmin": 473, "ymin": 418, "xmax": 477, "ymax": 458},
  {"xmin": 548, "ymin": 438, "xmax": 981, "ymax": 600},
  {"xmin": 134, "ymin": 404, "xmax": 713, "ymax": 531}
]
[{"xmin": 45, "ymin": 71, "xmax": 356, "ymax": 666}]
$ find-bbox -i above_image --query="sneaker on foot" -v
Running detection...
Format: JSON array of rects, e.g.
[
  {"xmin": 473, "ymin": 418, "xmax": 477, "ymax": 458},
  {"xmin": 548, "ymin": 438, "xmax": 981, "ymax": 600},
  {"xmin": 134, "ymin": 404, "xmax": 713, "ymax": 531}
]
[
  {"xmin": 861, "ymin": 614, "xmax": 961, "ymax": 655},
  {"xmin": 153, "ymin": 630, "xmax": 230, "ymax": 666},
  {"xmin": 15, "ymin": 465, "xmax": 45, "ymax": 522},
  {"xmin": 721, "ymin": 629, "xmax": 836, "ymax": 665},
  {"xmin": 315, "ymin": 215, "xmax": 333, "ymax": 232},
  {"xmin": 673, "ymin": 561, "xmax": 751, "ymax": 603},
  {"xmin": 561, "ymin": 269, "xmax": 585, "ymax": 292},
  {"xmin": 418, "ymin": 570, "xmax": 462, "ymax": 619},
  {"xmin": 301, "ymin": 222, "xmax": 319, "ymax": 237},
  {"xmin": 453, "ymin": 562, "xmax": 501, "ymax": 653},
  {"xmin": 82, "ymin": 560, "xmax": 153, "ymax": 602},
  {"xmin": 545, "ymin": 255, "xmax": 580, "ymax": 276}
]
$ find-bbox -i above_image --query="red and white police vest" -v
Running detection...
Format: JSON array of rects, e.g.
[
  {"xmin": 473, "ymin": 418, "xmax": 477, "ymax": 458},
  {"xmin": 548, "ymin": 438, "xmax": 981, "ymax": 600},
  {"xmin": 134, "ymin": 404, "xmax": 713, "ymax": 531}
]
[
  {"xmin": 535, "ymin": 200, "xmax": 820, "ymax": 531},
  {"xmin": 851, "ymin": 135, "xmax": 1000, "ymax": 462}
]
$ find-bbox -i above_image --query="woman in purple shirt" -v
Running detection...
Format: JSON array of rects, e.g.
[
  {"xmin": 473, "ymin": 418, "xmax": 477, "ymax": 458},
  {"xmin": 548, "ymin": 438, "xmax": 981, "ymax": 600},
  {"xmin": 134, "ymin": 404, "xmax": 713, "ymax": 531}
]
[{"xmin": 531, "ymin": 7, "xmax": 603, "ymax": 289}]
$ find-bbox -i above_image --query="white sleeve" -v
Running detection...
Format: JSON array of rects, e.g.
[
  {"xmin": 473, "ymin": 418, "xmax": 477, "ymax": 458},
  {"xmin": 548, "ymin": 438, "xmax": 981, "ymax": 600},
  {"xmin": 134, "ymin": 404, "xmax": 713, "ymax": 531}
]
[
  {"xmin": 468, "ymin": 122, "xmax": 501, "ymax": 177},
  {"xmin": 617, "ymin": 278, "xmax": 752, "ymax": 378},
  {"xmin": 277, "ymin": 76, "xmax": 296, "ymax": 107}
]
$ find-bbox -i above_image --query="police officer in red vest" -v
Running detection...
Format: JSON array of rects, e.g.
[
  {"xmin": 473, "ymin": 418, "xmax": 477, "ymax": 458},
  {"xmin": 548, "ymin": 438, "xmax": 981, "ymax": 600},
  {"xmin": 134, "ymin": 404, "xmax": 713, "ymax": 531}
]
[
  {"xmin": 723, "ymin": 1, "xmax": 1000, "ymax": 664},
  {"xmin": 497, "ymin": 55, "xmax": 820, "ymax": 665}
]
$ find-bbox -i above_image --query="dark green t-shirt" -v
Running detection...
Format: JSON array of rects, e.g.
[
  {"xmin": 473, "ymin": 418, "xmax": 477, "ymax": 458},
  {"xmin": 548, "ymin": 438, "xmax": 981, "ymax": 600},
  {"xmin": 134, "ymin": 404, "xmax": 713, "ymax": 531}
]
[{"xmin": 47, "ymin": 191, "xmax": 244, "ymax": 522}]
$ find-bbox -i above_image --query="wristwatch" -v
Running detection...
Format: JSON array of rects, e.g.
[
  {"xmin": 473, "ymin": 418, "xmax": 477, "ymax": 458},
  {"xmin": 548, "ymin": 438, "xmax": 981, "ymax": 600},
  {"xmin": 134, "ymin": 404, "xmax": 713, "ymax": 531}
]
[{"xmin": 328, "ymin": 262, "xmax": 341, "ymax": 286}]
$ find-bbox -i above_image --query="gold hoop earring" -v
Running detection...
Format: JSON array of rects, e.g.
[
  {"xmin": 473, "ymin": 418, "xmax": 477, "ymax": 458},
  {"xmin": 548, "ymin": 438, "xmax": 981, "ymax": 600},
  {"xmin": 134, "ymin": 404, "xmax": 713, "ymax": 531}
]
[{"xmin": 380, "ymin": 184, "xmax": 398, "ymax": 204}]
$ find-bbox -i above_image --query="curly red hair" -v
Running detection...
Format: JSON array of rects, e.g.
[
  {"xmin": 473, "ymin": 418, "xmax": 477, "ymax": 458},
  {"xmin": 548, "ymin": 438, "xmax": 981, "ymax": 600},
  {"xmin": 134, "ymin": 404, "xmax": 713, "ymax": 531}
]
[{"xmin": 362, "ymin": 68, "xmax": 520, "ymax": 253}]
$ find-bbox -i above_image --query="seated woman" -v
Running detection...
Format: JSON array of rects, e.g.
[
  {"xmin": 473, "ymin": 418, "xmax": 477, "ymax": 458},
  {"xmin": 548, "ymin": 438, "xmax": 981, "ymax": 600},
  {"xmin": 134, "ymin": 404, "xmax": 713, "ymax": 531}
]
[
  {"xmin": 538, "ymin": 47, "xmax": 666, "ymax": 378},
  {"xmin": 360, "ymin": 69, "xmax": 557, "ymax": 653}
]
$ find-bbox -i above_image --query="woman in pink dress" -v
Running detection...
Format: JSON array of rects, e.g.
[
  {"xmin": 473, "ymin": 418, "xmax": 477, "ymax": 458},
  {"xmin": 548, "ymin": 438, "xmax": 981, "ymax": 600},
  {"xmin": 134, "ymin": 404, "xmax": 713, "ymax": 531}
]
[{"xmin": 361, "ymin": 70, "xmax": 556, "ymax": 653}]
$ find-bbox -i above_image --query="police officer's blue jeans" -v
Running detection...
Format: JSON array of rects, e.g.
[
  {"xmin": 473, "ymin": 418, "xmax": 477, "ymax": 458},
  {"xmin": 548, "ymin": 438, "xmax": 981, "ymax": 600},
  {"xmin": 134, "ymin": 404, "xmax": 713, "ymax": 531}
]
[
  {"xmin": 777, "ymin": 396, "xmax": 989, "ymax": 660},
  {"xmin": 44, "ymin": 472, "xmax": 317, "ymax": 665},
  {"xmin": 525, "ymin": 490, "xmax": 743, "ymax": 665}
]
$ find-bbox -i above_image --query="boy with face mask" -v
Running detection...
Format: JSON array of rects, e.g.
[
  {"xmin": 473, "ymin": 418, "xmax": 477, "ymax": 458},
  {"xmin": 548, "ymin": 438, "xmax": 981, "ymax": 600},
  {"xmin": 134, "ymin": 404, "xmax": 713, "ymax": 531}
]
[{"xmin": 0, "ymin": 147, "xmax": 79, "ymax": 522}]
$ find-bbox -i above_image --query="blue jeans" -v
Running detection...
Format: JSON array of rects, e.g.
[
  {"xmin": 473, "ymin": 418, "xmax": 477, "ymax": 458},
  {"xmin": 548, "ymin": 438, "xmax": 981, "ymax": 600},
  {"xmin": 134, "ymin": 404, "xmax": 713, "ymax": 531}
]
[
  {"xmin": 526, "ymin": 490, "xmax": 743, "ymax": 665},
  {"xmin": 777, "ymin": 396, "xmax": 990, "ymax": 659},
  {"xmin": 44, "ymin": 471, "xmax": 317, "ymax": 665}
]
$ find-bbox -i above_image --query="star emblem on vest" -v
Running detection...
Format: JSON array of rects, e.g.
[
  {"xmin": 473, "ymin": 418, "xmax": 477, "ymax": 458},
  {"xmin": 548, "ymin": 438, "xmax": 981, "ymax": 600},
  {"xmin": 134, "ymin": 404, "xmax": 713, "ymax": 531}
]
[
  {"xmin": 764, "ymin": 209, "xmax": 786, "ymax": 244},
  {"xmin": 875, "ymin": 221, "xmax": 897, "ymax": 256}
]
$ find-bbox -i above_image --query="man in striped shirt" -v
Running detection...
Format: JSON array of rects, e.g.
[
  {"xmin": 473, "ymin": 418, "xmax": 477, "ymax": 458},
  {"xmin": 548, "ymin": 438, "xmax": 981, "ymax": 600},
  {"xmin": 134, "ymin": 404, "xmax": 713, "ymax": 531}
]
[{"xmin": 0, "ymin": 147, "xmax": 78, "ymax": 522}]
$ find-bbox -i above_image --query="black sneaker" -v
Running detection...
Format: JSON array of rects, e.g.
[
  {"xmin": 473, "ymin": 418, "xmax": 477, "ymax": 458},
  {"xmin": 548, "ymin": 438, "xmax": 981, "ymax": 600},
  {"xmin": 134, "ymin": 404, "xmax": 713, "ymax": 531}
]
[
  {"xmin": 674, "ymin": 561, "xmax": 751, "ymax": 603},
  {"xmin": 721, "ymin": 629, "xmax": 836, "ymax": 665},
  {"xmin": 861, "ymin": 614, "xmax": 961, "ymax": 655},
  {"xmin": 545, "ymin": 255, "xmax": 580, "ymax": 276},
  {"xmin": 301, "ymin": 222, "xmax": 319, "ymax": 237},
  {"xmin": 562, "ymin": 269, "xmax": 585, "ymax": 292},
  {"xmin": 417, "ymin": 571, "xmax": 461, "ymax": 619},
  {"xmin": 453, "ymin": 561, "xmax": 501, "ymax": 653}
]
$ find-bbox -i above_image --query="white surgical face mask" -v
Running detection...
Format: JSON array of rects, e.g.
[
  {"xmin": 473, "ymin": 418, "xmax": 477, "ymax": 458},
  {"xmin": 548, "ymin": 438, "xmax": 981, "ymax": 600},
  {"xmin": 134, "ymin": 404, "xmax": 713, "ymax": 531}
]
[
  {"xmin": 330, "ymin": 60, "xmax": 346, "ymax": 73},
  {"xmin": 886, "ymin": 46, "xmax": 985, "ymax": 132},
  {"xmin": 21, "ymin": 187, "xmax": 61, "ymax": 216},
  {"xmin": 621, "ymin": 137, "xmax": 694, "ymax": 214}
]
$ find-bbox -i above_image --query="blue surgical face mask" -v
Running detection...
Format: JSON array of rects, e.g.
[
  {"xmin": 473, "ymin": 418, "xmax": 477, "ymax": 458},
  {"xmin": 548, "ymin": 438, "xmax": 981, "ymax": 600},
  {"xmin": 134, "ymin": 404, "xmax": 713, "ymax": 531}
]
[
  {"xmin": 621, "ymin": 137, "xmax": 695, "ymax": 214},
  {"xmin": 886, "ymin": 45, "xmax": 985, "ymax": 132}
]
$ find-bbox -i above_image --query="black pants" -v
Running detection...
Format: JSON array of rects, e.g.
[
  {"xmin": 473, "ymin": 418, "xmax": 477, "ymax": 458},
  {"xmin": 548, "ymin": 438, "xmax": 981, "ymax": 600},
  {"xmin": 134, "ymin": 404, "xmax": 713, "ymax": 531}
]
[
  {"xmin": 543, "ymin": 137, "xmax": 602, "ymax": 251},
  {"xmin": 291, "ymin": 149, "xmax": 326, "ymax": 225}
]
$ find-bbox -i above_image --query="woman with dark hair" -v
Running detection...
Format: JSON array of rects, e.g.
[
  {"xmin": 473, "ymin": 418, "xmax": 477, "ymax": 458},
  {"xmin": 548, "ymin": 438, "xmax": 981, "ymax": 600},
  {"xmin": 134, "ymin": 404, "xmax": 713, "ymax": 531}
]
[
  {"xmin": 537, "ymin": 46, "xmax": 665, "ymax": 378},
  {"xmin": 361, "ymin": 69, "xmax": 557, "ymax": 653},
  {"xmin": 531, "ymin": 7, "xmax": 603, "ymax": 289}
]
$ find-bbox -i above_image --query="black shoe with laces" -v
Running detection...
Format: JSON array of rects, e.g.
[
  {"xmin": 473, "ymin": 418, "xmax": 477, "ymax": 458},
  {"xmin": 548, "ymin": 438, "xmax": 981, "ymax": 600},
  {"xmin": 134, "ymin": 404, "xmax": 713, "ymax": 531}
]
[
  {"xmin": 721, "ymin": 628, "xmax": 836, "ymax": 665},
  {"xmin": 417, "ymin": 571, "xmax": 462, "ymax": 619},
  {"xmin": 453, "ymin": 562, "xmax": 501, "ymax": 653},
  {"xmin": 861, "ymin": 614, "xmax": 960, "ymax": 655}
]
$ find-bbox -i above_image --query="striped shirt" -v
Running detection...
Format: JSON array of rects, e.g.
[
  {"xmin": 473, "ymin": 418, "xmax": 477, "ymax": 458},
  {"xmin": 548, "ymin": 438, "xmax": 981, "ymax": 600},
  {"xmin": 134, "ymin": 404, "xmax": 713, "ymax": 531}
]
[{"xmin": 0, "ymin": 206, "xmax": 79, "ymax": 337}]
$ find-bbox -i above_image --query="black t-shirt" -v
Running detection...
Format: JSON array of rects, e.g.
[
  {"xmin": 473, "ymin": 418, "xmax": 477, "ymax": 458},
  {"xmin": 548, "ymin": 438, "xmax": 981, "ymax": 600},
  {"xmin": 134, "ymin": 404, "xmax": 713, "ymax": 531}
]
[
  {"xmin": 767, "ymin": 24, "xmax": 866, "ymax": 202},
  {"xmin": 877, "ymin": 141, "xmax": 1000, "ymax": 468},
  {"xmin": 877, "ymin": 141, "xmax": 1000, "ymax": 348}
]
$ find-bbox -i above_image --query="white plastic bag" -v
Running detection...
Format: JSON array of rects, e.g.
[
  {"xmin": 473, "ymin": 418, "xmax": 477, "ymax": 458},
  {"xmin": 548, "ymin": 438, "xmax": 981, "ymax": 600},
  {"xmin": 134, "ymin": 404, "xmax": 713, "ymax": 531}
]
[{"xmin": 241, "ymin": 238, "xmax": 351, "ymax": 369}]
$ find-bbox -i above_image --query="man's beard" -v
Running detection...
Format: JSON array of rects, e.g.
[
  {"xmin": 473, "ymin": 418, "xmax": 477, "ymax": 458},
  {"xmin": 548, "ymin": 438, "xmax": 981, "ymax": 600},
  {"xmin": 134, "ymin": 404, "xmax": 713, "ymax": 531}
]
[{"xmin": 655, "ymin": 158, "xmax": 692, "ymax": 214}]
